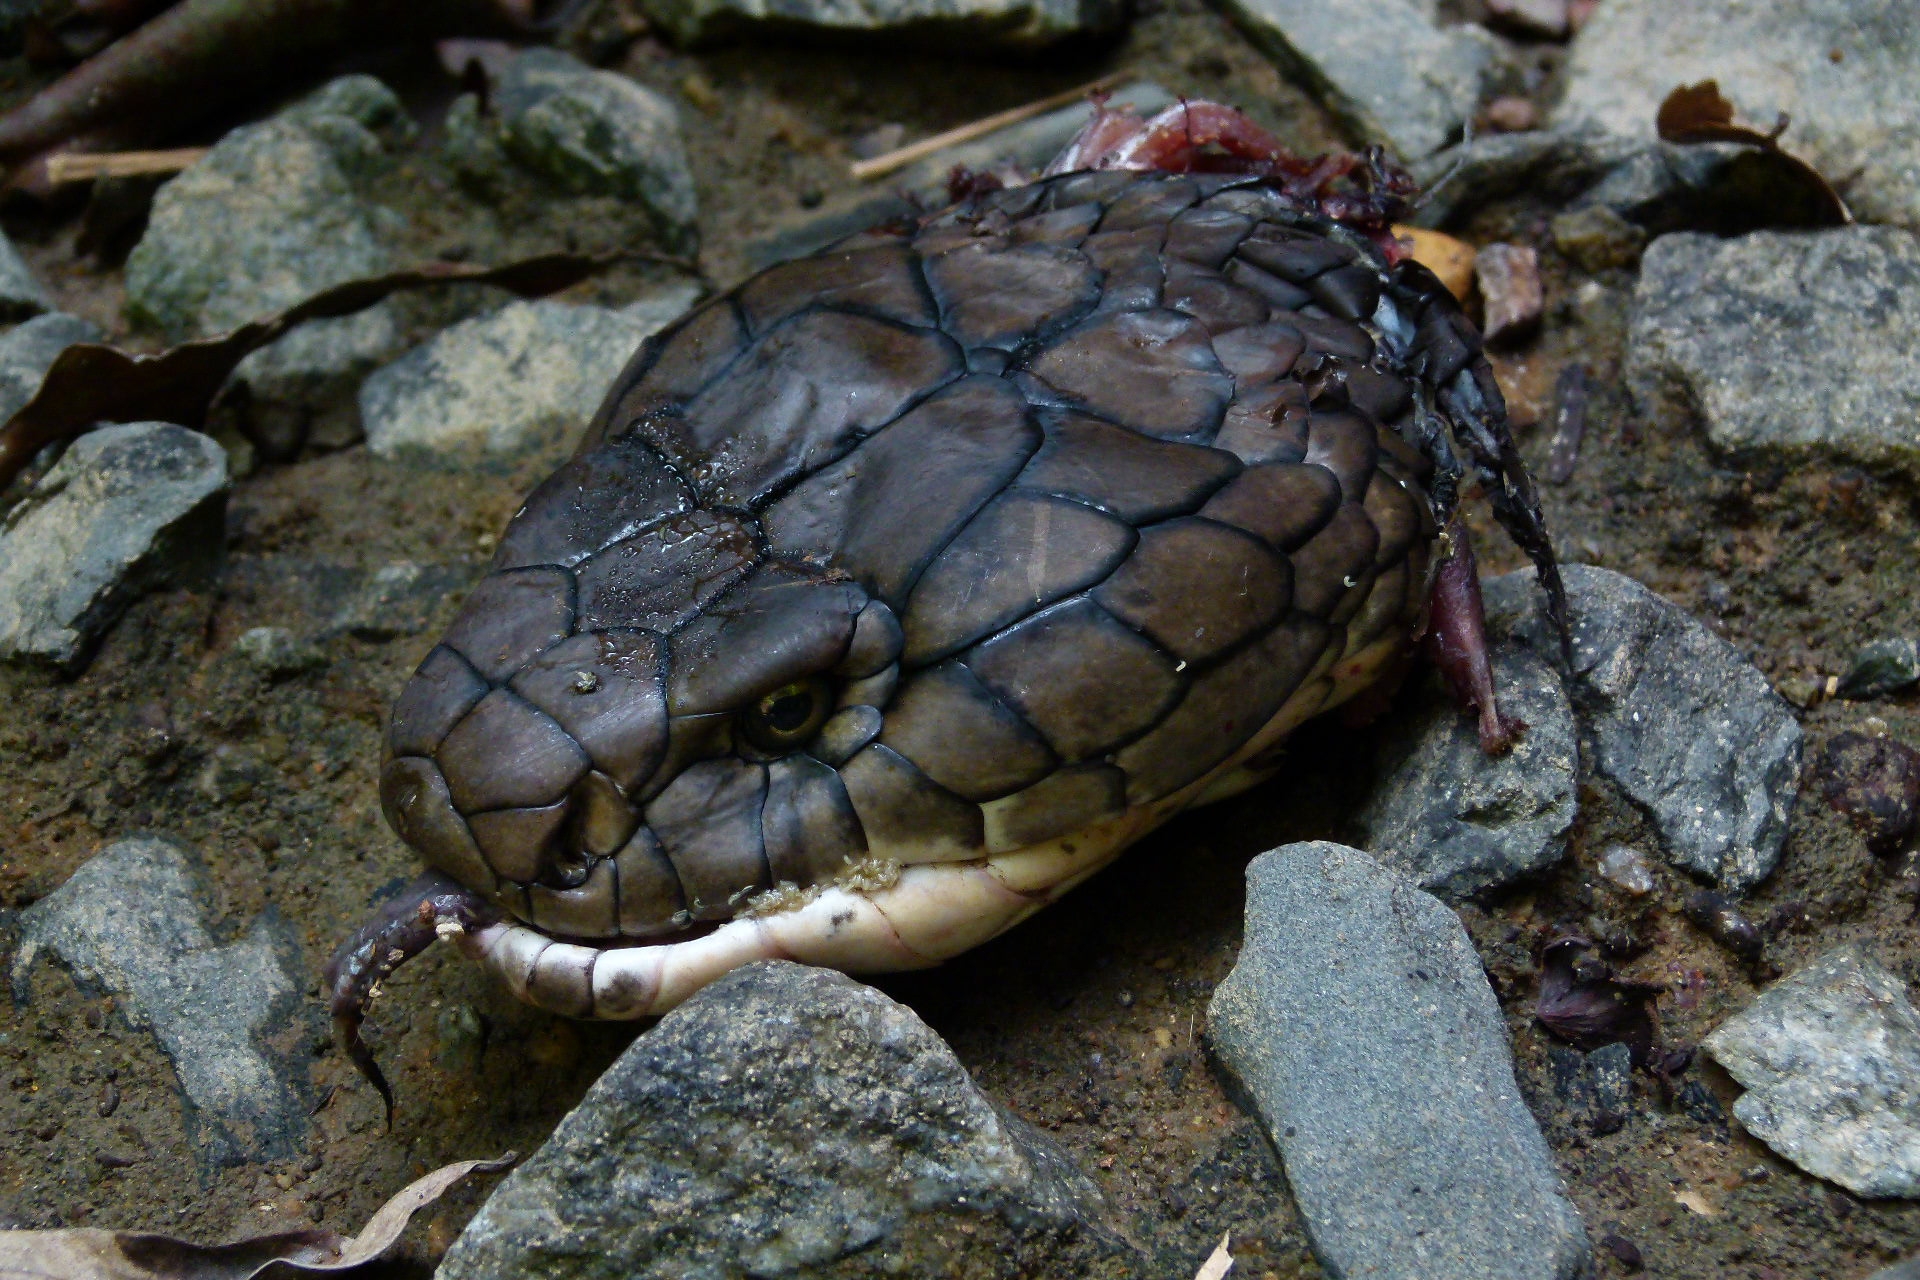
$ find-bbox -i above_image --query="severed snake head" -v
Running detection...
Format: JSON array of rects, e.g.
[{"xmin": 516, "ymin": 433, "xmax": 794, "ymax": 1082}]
[{"xmin": 336, "ymin": 130, "xmax": 1563, "ymax": 1114}]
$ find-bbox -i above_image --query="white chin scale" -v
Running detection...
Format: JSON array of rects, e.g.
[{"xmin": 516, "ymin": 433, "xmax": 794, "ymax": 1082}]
[{"xmin": 455, "ymin": 633, "xmax": 1400, "ymax": 1020}]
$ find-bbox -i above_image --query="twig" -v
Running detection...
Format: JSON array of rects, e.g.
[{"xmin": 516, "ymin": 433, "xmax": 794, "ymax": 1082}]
[
  {"xmin": 43, "ymin": 147, "xmax": 208, "ymax": 185},
  {"xmin": 849, "ymin": 73, "xmax": 1127, "ymax": 182}
]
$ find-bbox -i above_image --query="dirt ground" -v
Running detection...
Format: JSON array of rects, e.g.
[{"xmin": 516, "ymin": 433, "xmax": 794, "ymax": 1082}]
[{"xmin": 1, "ymin": 2, "xmax": 1918, "ymax": 1277}]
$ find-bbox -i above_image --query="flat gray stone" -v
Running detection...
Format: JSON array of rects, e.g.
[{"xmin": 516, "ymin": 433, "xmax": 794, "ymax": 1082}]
[
  {"xmin": 1627, "ymin": 227, "xmax": 1920, "ymax": 475},
  {"xmin": 1355, "ymin": 643, "xmax": 1578, "ymax": 901},
  {"xmin": 7, "ymin": 834, "xmax": 309, "ymax": 1165},
  {"xmin": 125, "ymin": 75, "xmax": 414, "ymax": 449},
  {"xmin": 1213, "ymin": 0, "xmax": 1497, "ymax": 159},
  {"xmin": 1703, "ymin": 943, "xmax": 1920, "ymax": 1198},
  {"xmin": 438, "ymin": 961, "xmax": 1142, "ymax": 1280},
  {"xmin": 1552, "ymin": 0, "xmax": 1920, "ymax": 229},
  {"xmin": 454, "ymin": 49, "xmax": 697, "ymax": 251},
  {"xmin": 1208, "ymin": 842, "xmax": 1589, "ymax": 1280},
  {"xmin": 0, "ymin": 227, "xmax": 50, "ymax": 321},
  {"xmin": 360, "ymin": 288, "xmax": 698, "ymax": 469},
  {"xmin": 1484, "ymin": 564, "xmax": 1802, "ymax": 893},
  {"xmin": 638, "ymin": 0, "xmax": 1121, "ymax": 49},
  {"xmin": 0, "ymin": 312, "xmax": 103, "ymax": 422},
  {"xmin": 0, "ymin": 422, "xmax": 227, "ymax": 671}
]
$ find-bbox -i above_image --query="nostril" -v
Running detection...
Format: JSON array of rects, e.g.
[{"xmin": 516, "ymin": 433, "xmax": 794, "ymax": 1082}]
[{"xmin": 571, "ymin": 770, "xmax": 640, "ymax": 859}]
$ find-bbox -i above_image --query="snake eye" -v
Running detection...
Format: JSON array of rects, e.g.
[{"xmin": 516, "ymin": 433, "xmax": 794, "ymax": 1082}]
[{"xmin": 739, "ymin": 677, "xmax": 834, "ymax": 752}]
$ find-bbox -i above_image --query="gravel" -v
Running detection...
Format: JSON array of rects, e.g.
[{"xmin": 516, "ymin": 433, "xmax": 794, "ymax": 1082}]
[
  {"xmin": 124, "ymin": 75, "xmax": 414, "ymax": 454},
  {"xmin": 1703, "ymin": 943, "xmax": 1920, "ymax": 1198},
  {"xmin": 0, "ymin": 422, "xmax": 227, "ymax": 672},
  {"xmin": 359, "ymin": 287, "xmax": 699, "ymax": 469},
  {"xmin": 1628, "ymin": 227, "xmax": 1920, "ymax": 476},
  {"xmin": 6, "ymin": 834, "xmax": 311, "ymax": 1166},
  {"xmin": 1354, "ymin": 643, "xmax": 1579, "ymax": 901},
  {"xmin": 0, "ymin": 312, "xmax": 103, "ymax": 423},
  {"xmin": 1213, "ymin": 0, "xmax": 1497, "ymax": 159},
  {"xmin": 1551, "ymin": 0, "xmax": 1920, "ymax": 229},
  {"xmin": 1208, "ymin": 841, "xmax": 1591, "ymax": 1280},
  {"xmin": 1484, "ymin": 564, "xmax": 1803, "ymax": 893},
  {"xmin": 438, "ymin": 960, "xmax": 1143, "ymax": 1279},
  {"xmin": 636, "ymin": 0, "xmax": 1123, "ymax": 50}
]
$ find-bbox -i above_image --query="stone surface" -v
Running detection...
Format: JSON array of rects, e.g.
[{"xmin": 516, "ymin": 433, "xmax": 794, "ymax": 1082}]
[
  {"xmin": 1216, "ymin": 0, "xmax": 1498, "ymax": 159},
  {"xmin": 1355, "ymin": 643, "xmax": 1578, "ymax": 900},
  {"xmin": 638, "ymin": 0, "xmax": 1121, "ymax": 50},
  {"xmin": 1703, "ymin": 944, "xmax": 1920, "ymax": 1198},
  {"xmin": 437, "ymin": 961, "xmax": 1142, "ymax": 1280},
  {"xmin": 0, "ymin": 312, "xmax": 103, "ymax": 422},
  {"xmin": 1551, "ymin": 0, "xmax": 1920, "ymax": 229},
  {"xmin": 1208, "ymin": 843, "xmax": 1589, "ymax": 1279},
  {"xmin": 360, "ymin": 287, "xmax": 699, "ymax": 469},
  {"xmin": 1549, "ymin": 1042, "xmax": 1635, "ymax": 1136},
  {"xmin": 324, "ymin": 560, "xmax": 477, "ymax": 642},
  {"xmin": 1484, "ymin": 564, "xmax": 1803, "ymax": 893},
  {"xmin": 1476, "ymin": 242, "xmax": 1544, "ymax": 344},
  {"xmin": 451, "ymin": 49, "xmax": 696, "ymax": 251},
  {"xmin": 6, "ymin": 834, "xmax": 310, "ymax": 1165},
  {"xmin": 1628, "ymin": 227, "xmax": 1920, "ymax": 475},
  {"xmin": 0, "ymin": 422, "xmax": 227, "ymax": 671},
  {"xmin": 0, "ymin": 226, "xmax": 50, "ymax": 321},
  {"xmin": 1841, "ymin": 636, "xmax": 1920, "ymax": 700},
  {"xmin": 124, "ymin": 75, "xmax": 414, "ymax": 450},
  {"xmin": 232, "ymin": 625, "xmax": 324, "ymax": 679}
]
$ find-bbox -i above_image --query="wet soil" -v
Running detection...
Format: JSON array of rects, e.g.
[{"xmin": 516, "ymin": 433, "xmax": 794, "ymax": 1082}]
[{"xmin": 2, "ymin": 3, "xmax": 1919, "ymax": 1277}]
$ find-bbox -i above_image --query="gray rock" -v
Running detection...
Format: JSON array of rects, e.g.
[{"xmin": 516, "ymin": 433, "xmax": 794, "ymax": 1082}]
[
  {"xmin": 0, "ymin": 227, "xmax": 51, "ymax": 321},
  {"xmin": 1355, "ymin": 643, "xmax": 1578, "ymax": 900},
  {"xmin": 325, "ymin": 560, "xmax": 477, "ymax": 642},
  {"xmin": 1703, "ymin": 943, "xmax": 1920, "ymax": 1198},
  {"xmin": 1407, "ymin": 127, "xmax": 1639, "ymax": 229},
  {"xmin": 1551, "ymin": 0, "xmax": 1920, "ymax": 229},
  {"xmin": 1628, "ymin": 227, "xmax": 1920, "ymax": 475},
  {"xmin": 638, "ymin": 0, "xmax": 1120, "ymax": 49},
  {"xmin": 360, "ymin": 287, "xmax": 699, "ymax": 469},
  {"xmin": 7, "ymin": 834, "xmax": 310, "ymax": 1165},
  {"xmin": 438, "ymin": 961, "xmax": 1142, "ymax": 1280},
  {"xmin": 1484, "ymin": 564, "xmax": 1802, "ymax": 893},
  {"xmin": 125, "ymin": 75, "xmax": 413, "ymax": 451},
  {"xmin": 1873, "ymin": 1256, "xmax": 1920, "ymax": 1280},
  {"xmin": 1215, "ymin": 0, "xmax": 1498, "ymax": 159},
  {"xmin": 1841, "ymin": 636, "xmax": 1920, "ymax": 700},
  {"xmin": 1208, "ymin": 842, "xmax": 1590, "ymax": 1280},
  {"xmin": 0, "ymin": 312, "xmax": 103, "ymax": 422},
  {"xmin": 0, "ymin": 423, "xmax": 227, "ymax": 671},
  {"xmin": 454, "ymin": 50, "xmax": 697, "ymax": 251},
  {"xmin": 1549, "ymin": 203, "xmax": 1647, "ymax": 272}
]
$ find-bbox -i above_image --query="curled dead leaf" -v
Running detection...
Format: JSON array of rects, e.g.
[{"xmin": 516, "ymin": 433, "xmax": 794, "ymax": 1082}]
[
  {"xmin": 0, "ymin": 248, "xmax": 698, "ymax": 492},
  {"xmin": 1536, "ymin": 936, "xmax": 1662, "ymax": 1063},
  {"xmin": 0, "ymin": 1153, "xmax": 514, "ymax": 1279},
  {"xmin": 1655, "ymin": 80, "xmax": 1850, "ymax": 227}
]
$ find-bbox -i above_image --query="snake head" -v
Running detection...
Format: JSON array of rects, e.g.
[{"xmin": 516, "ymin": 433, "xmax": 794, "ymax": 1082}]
[{"xmin": 377, "ymin": 430, "xmax": 902, "ymax": 941}]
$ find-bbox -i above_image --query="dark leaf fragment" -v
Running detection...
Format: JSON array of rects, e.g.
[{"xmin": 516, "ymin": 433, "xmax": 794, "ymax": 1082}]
[
  {"xmin": 1536, "ymin": 936, "xmax": 1661, "ymax": 1062},
  {"xmin": 1654, "ymin": 80, "xmax": 1850, "ymax": 227},
  {"xmin": 0, "ymin": 248, "xmax": 694, "ymax": 491}
]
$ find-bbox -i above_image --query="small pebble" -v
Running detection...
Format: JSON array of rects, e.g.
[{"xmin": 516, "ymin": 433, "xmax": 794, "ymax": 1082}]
[
  {"xmin": 1597, "ymin": 845, "xmax": 1655, "ymax": 896},
  {"xmin": 1599, "ymin": 1232, "xmax": 1644, "ymax": 1270},
  {"xmin": 1550, "ymin": 205, "xmax": 1647, "ymax": 273},
  {"xmin": 1481, "ymin": 96, "xmax": 1540, "ymax": 133},
  {"xmin": 1818, "ymin": 730, "xmax": 1920, "ymax": 852},
  {"xmin": 1683, "ymin": 889, "xmax": 1765, "ymax": 961},
  {"xmin": 1839, "ymin": 637, "xmax": 1920, "ymax": 700},
  {"xmin": 1476, "ymin": 243, "xmax": 1544, "ymax": 345}
]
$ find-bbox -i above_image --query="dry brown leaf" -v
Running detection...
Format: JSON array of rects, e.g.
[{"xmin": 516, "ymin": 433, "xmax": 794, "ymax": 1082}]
[
  {"xmin": 1655, "ymin": 80, "xmax": 1849, "ymax": 227},
  {"xmin": 0, "ymin": 248, "xmax": 696, "ymax": 492},
  {"xmin": 1394, "ymin": 225, "xmax": 1475, "ymax": 303},
  {"xmin": 1193, "ymin": 1232, "xmax": 1234, "ymax": 1280},
  {"xmin": 0, "ymin": 1153, "xmax": 513, "ymax": 1280}
]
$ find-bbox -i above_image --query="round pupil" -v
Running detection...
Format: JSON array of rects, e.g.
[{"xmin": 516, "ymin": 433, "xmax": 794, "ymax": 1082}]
[{"xmin": 762, "ymin": 687, "xmax": 816, "ymax": 734}]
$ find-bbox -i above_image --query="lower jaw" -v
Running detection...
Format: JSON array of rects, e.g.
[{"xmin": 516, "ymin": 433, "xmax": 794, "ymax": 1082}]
[{"xmin": 461, "ymin": 632, "xmax": 1404, "ymax": 1020}]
